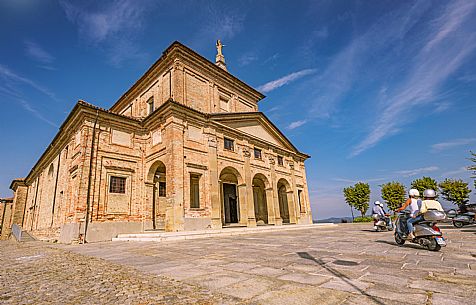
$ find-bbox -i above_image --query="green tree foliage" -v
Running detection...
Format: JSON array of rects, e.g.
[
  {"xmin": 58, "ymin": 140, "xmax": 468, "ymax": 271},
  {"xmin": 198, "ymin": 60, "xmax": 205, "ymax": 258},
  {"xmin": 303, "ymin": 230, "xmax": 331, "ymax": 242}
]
[
  {"xmin": 343, "ymin": 182, "xmax": 371, "ymax": 217},
  {"xmin": 411, "ymin": 176, "xmax": 438, "ymax": 198},
  {"xmin": 469, "ymin": 151, "xmax": 476, "ymax": 188},
  {"xmin": 381, "ymin": 181, "xmax": 406, "ymax": 211},
  {"xmin": 439, "ymin": 178, "xmax": 471, "ymax": 206}
]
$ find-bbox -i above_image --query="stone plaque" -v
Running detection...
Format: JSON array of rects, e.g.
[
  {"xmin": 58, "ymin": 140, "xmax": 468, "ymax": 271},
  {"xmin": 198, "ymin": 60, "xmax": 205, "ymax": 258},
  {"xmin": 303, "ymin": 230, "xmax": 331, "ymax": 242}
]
[
  {"xmin": 111, "ymin": 129, "xmax": 132, "ymax": 146},
  {"xmin": 152, "ymin": 129, "xmax": 162, "ymax": 146},
  {"xmin": 188, "ymin": 125, "xmax": 202, "ymax": 142}
]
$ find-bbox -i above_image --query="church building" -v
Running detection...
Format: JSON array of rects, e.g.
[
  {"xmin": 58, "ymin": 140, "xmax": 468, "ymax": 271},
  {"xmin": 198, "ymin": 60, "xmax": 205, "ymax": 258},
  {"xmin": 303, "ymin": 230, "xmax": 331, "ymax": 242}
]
[{"xmin": 7, "ymin": 41, "xmax": 313, "ymax": 243}]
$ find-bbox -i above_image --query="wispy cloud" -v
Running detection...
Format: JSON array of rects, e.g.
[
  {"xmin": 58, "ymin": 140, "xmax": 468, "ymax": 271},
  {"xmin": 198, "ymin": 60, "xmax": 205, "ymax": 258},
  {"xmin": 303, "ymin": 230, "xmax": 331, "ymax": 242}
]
[
  {"xmin": 258, "ymin": 69, "xmax": 316, "ymax": 93},
  {"xmin": 0, "ymin": 65, "xmax": 58, "ymax": 127},
  {"xmin": 60, "ymin": 0, "xmax": 155, "ymax": 66},
  {"xmin": 441, "ymin": 167, "xmax": 469, "ymax": 177},
  {"xmin": 288, "ymin": 120, "xmax": 307, "ymax": 130},
  {"xmin": 0, "ymin": 64, "xmax": 58, "ymax": 101},
  {"xmin": 16, "ymin": 98, "xmax": 58, "ymax": 127},
  {"xmin": 24, "ymin": 40, "xmax": 55, "ymax": 64},
  {"xmin": 431, "ymin": 138, "xmax": 476, "ymax": 152},
  {"xmin": 395, "ymin": 166, "xmax": 439, "ymax": 177},
  {"xmin": 238, "ymin": 52, "xmax": 258, "ymax": 66},
  {"xmin": 332, "ymin": 177, "xmax": 387, "ymax": 184},
  {"xmin": 350, "ymin": 1, "xmax": 476, "ymax": 157}
]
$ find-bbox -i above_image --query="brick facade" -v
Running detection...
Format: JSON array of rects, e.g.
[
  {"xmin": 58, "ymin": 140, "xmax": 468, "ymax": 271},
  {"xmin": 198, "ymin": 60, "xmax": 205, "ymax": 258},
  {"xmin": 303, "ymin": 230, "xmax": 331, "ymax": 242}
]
[{"xmin": 9, "ymin": 42, "xmax": 313, "ymax": 243}]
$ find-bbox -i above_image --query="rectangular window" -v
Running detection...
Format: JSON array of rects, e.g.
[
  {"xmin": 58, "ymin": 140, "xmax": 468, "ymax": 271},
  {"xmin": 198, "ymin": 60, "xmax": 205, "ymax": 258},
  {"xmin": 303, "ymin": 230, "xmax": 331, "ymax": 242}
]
[
  {"xmin": 277, "ymin": 156, "xmax": 284, "ymax": 166},
  {"xmin": 109, "ymin": 176, "xmax": 126, "ymax": 194},
  {"xmin": 190, "ymin": 174, "xmax": 200, "ymax": 208},
  {"xmin": 224, "ymin": 138, "xmax": 234, "ymax": 151},
  {"xmin": 148, "ymin": 97, "xmax": 154, "ymax": 115},
  {"xmin": 298, "ymin": 190, "xmax": 304, "ymax": 212},
  {"xmin": 158, "ymin": 182, "xmax": 166, "ymax": 197},
  {"xmin": 254, "ymin": 148, "xmax": 262, "ymax": 159}
]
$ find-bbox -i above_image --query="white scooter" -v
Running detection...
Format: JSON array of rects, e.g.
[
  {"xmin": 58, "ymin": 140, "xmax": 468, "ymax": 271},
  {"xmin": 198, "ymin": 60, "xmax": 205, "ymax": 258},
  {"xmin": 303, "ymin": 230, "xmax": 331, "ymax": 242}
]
[{"xmin": 372, "ymin": 214, "xmax": 394, "ymax": 231}]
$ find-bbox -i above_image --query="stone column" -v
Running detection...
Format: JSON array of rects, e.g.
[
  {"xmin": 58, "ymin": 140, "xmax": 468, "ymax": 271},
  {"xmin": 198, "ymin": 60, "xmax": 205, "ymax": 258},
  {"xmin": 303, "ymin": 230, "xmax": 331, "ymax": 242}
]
[
  {"xmin": 265, "ymin": 187, "xmax": 276, "ymax": 225},
  {"xmin": 208, "ymin": 134, "xmax": 222, "ymax": 229},
  {"xmin": 289, "ymin": 162, "xmax": 298, "ymax": 224},
  {"xmin": 243, "ymin": 148, "xmax": 256, "ymax": 227},
  {"xmin": 165, "ymin": 118, "xmax": 185, "ymax": 231},
  {"xmin": 10, "ymin": 180, "xmax": 28, "ymax": 227},
  {"xmin": 269, "ymin": 156, "xmax": 282, "ymax": 225},
  {"xmin": 172, "ymin": 59, "xmax": 184, "ymax": 104},
  {"xmin": 302, "ymin": 162, "xmax": 313, "ymax": 223},
  {"xmin": 237, "ymin": 184, "xmax": 248, "ymax": 226}
]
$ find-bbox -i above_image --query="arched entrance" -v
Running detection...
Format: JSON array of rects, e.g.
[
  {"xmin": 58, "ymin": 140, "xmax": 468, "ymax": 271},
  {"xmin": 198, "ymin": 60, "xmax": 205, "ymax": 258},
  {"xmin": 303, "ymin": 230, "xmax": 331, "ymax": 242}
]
[
  {"xmin": 277, "ymin": 178, "xmax": 291, "ymax": 224},
  {"xmin": 252, "ymin": 174, "xmax": 269, "ymax": 225},
  {"xmin": 219, "ymin": 167, "xmax": 242, "ymax": 225},
  {"xmin": 147, "ymin": 161, "xmax": 166, "ymax": 230}
]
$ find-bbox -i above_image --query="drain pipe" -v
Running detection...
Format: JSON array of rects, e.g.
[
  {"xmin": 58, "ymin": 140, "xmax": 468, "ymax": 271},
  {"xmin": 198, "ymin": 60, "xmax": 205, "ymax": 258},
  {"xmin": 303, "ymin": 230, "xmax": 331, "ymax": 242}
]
[
  {"xmin": 83, "ymin": 110, "xmax": 99, "ymax": 243},
  {"xmin": 50, "ymin": 152, "xmax": 61, "ymax": 227}
]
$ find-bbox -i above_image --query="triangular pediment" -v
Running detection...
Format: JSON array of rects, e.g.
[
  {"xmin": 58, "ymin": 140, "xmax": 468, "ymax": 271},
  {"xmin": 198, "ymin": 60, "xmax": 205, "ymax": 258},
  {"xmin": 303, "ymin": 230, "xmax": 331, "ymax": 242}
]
[{"xmin": 210, "ymin": 113, "xmax": 305, "ymax": 156}]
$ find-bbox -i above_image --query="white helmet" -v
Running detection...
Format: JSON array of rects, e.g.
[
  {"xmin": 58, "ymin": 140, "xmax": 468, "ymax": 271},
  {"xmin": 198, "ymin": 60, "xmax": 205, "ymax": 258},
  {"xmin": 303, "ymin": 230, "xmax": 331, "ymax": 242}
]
[
  {"xmin": 423, "ymin": 189, "xmax": 436, "ymax": 198},
  {"xmin": 374, "ymin": 201, "xmax": 383, "ymax": 206},
  {"xmin": 409, "ymin": 189, "xmax": 420, "ymax": 197}
]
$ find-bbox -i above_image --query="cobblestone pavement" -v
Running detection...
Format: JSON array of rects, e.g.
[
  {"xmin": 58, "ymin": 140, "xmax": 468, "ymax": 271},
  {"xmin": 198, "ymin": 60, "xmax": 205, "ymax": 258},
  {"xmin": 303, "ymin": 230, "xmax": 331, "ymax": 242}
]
[
  {"xmin": 0, "ymin": 240, "xmax": 240, "ymax": 304},
  {"xmin": 2, "ymin": 223, "xmax": 476, "ymax": 304}
]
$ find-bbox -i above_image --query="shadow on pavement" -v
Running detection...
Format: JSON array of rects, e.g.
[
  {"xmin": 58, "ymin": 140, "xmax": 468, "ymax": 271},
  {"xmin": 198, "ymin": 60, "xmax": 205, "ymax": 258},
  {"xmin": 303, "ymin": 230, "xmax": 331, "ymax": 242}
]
[
  {"xmin": 297, "ymin": 252, "xmax": 385, "ymax": 305},
  {"xmin": 374, "ymin": 240, "xmax": 422, "ymax": 250}
]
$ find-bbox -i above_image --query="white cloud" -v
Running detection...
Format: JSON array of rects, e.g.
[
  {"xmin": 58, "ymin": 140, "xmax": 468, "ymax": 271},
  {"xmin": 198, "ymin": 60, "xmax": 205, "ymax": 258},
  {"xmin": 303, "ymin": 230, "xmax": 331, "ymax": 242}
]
[
  {"xmin": 431, "ymin": 138, "xmax": 476, "ymax": 152},
  {"xmin": 395, "ymin": 166, "xmax": 439, "ymax": 177},
  {"xmin": 288, "ymin": 120, "xmax": 307, "ymax": 130},
  {"xmin": 60, "ymin": 0, "xmax": 154, "ymax": 66},
  {"xmin": 24, "ymin": 40, "xmax": 55, "ymax": 64},
  {"xmin": 350, "ymin": 1, "xmax": 476, "ymax": 157},
  {"xmin": 258, "ymin": 69, "xmax": 316, "ymax": 93},
  {"xmin": 332, "ymin": 177, "xmax": 387, "ymax": 184},
  {"xmin": 238, "ymin": 52, "xmax": 258, "ymax": 66},
  {"xmin": 441, "ymin": 167, "xmax": 469, "ymax": 177},
  {"xmin": 0, "ymin": 64, "xmax": 58, "ymax": 101},
  {"xmin": 17, "ymin": 98, "xmax": 58, "ymax": 127}
]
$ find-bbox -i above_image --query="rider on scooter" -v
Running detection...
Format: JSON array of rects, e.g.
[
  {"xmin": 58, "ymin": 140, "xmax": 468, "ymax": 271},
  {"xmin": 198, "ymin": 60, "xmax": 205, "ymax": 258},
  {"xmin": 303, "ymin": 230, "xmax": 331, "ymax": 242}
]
[
  {"xmin": 406, "ymin": 189, "xmax": 444, "ymax": 239},
  {"xmin": 395, "ymin": 189, "xmax": 420, "ymax": 239},
  {"xmin": 372, "ymin": 201, "xmax": 391, "ymax": 229}
]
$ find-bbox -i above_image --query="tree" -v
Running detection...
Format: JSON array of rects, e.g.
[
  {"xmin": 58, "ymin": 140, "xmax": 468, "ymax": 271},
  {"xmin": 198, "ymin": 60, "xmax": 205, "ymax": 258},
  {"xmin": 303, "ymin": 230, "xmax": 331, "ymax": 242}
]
[
  {"xmin": 343, "ymin": 182, "xmax": 371, "ymax": 217},
  {"xmin": 411, "ymin": 176, "xmax": 438, "ymax": 198},
  {"xmin": 469, "ymin": 151, "xmax": 476, "ymax": 189},
  {"xmin": 381, "ymin": 181, "xmax": 406, "ymax": 211},
  {"xmin": 439, "ymin": 178, "xmax": 471, "ymax": 206}
]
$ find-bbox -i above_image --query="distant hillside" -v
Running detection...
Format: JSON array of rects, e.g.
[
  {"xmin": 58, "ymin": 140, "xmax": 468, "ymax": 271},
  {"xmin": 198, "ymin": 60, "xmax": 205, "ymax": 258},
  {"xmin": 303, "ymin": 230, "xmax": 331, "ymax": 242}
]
[{"xmin": 314, "ymin": 217, "xmax": 353, "ymax": 224}]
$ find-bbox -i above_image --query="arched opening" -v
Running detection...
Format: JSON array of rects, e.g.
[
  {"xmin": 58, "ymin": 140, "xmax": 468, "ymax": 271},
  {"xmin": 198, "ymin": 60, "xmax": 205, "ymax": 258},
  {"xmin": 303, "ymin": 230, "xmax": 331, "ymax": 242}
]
[
  {"xmin": 219, "ymin": 167, "xmax": 242, "ymax": 225},
  {"xmin": 147, "ymin": 160, "xmax": 166, "ymax": 230},
  {"xmin": 252, "ymin": 173, "xmax": 269, "ymax": 225},
  {"xmin": 277, "ymin": 178, "xmax": 291, "ymax": 224}
]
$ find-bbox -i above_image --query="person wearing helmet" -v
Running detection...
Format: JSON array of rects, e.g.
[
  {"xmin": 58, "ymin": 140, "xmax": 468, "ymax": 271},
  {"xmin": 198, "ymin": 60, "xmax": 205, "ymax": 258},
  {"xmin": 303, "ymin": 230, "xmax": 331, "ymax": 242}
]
[
  {"xmin": 420, "ymin": 189, "xmax": 444, "ymax": 213},
  {"xmin": 406, "ymin": 189, "xmax": 444, "ymax": 239},
  {"xmin": 372, "ymin": 201, "xmax": 391, "ymax": 229},
  {"xmin": 396, "ymin": 189, "xmax": 421, "ymax": 239}
]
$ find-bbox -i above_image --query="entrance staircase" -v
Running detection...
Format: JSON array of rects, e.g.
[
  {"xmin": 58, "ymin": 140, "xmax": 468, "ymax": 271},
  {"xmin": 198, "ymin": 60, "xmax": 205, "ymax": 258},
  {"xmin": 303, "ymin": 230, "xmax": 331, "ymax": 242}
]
[{"xmin": 113, "ymin": 223, "xmax": 336, "ymax": 243}]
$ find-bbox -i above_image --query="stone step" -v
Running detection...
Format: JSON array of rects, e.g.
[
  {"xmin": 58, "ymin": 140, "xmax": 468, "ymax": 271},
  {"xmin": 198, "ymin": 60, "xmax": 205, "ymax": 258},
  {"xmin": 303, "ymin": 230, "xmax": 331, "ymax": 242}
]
[
  {"xmin": 20, "ymin": 231, "xmax": 36, "ymax": 242},
  {"xmin": 112, "ymin": 223, "xmax": 336, "ymax": 242}
]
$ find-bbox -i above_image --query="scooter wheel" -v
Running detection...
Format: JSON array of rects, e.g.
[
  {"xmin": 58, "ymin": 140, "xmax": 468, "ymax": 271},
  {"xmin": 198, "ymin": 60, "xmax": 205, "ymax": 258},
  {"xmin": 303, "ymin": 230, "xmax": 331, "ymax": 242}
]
[
  {"xmin": 427, "ymin": 238, "xmax": 441, "ymax": 252},
  {"xmin": 453, "ymin": 221, "xmax": 464, "ymax": 228},
  {"xmin": 395, "ymin": 233, "xmax": 405, "ymax": 245}
]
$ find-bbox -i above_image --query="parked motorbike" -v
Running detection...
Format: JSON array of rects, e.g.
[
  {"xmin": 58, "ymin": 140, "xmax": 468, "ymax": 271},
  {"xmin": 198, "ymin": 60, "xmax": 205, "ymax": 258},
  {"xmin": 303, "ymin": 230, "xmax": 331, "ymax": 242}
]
[
  {"xmin": 447, "ymin": 209, "xmax": 475, "ymax": 228},
  {"xmin": 372, "ymin": 214, "xmax": 393, "ymax": 231},
  {"xmin": 394, "ymin": 210, "xmax": 446, "ymax": 251}
]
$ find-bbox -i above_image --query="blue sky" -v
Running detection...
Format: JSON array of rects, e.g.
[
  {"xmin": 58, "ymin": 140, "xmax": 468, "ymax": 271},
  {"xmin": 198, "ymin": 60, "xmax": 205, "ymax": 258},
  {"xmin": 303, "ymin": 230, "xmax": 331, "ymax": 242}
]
[{"xmin": 1, "ymin": 0, "xmax": 475, "ymax": 219}]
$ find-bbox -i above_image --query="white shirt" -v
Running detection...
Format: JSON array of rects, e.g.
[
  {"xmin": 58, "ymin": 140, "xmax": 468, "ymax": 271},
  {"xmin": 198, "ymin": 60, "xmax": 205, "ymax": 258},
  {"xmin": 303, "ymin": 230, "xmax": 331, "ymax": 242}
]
[{"xmin": 409, "ymin": 198, "xmax": 420, "ymax": 216}]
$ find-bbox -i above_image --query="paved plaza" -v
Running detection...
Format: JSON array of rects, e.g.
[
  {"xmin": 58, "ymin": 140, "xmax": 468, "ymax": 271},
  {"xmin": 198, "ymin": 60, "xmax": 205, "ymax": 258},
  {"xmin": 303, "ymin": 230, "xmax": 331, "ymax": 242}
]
[{"xmin": 1, "ymin": 223, "xmax": 476, "ymax": 304}]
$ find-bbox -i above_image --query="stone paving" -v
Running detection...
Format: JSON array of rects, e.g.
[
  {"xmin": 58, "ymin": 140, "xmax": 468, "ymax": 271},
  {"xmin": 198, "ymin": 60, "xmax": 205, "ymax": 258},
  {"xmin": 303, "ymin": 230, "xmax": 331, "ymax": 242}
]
[
  {"xmin": 0, "ymin": 240, "xmax": 240, "ymax": 304},
  {"xmin": 2, "ymin": 223, "xmax": 476, "ymax": 304}
]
